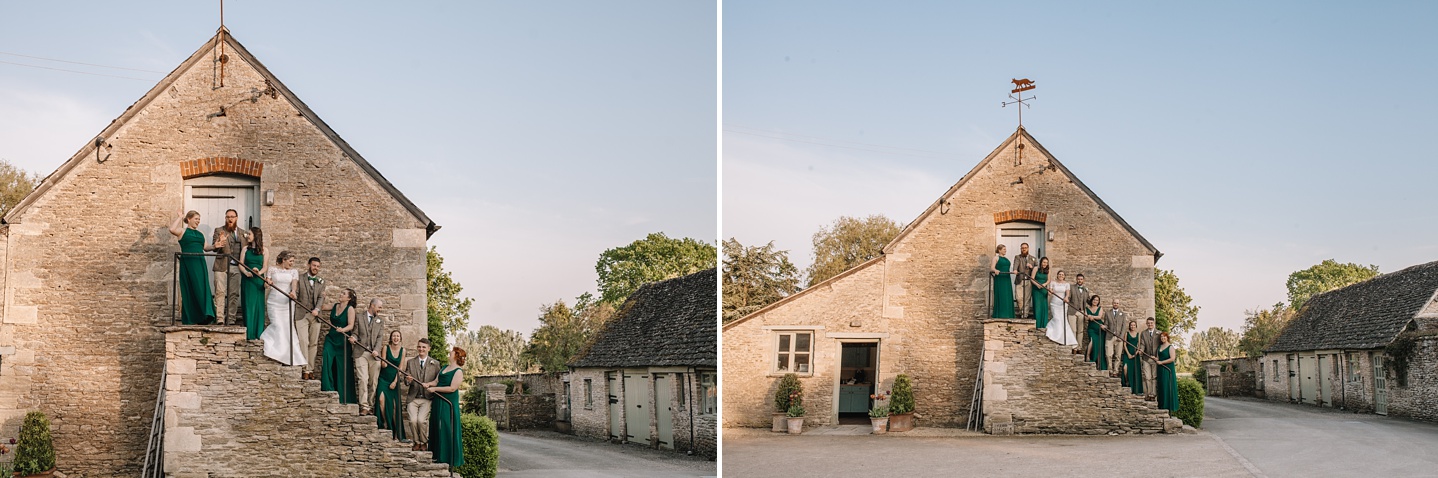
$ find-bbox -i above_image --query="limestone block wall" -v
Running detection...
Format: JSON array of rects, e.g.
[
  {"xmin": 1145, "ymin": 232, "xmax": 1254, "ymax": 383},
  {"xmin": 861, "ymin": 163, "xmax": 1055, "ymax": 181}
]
[
  {"xmin": 981, "ymin": 320, "xmax": 1177, "ymax": 435},
  {"xmin": 506, "ymin": 393, "xmax": 557, "ymax": 430},
  {"xmin": 473, "ymin": 372, "xmax": 559, "ymax": 395},
  {"xmin": 163, "ymin": 327, "xmax": 450, "ymax": 477},
  {"xmin": 1384, "ymin": 336, "xmax": 1438, "ymax": 422},
  {"xmin": 0, "ymin": 34, "xmax": 429, "ymax": 476},
  {"xmin": 565, "ymin": 367, "xmax": 714, "ymax": 458},
  {"xmin": 567, "ymin": 368, "xmax": 611, "ymax": 440}
]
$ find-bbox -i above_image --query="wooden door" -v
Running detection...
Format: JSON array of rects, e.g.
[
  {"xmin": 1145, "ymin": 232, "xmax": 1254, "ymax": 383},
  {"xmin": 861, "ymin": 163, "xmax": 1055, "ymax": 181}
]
[
  {"xmin": 1317, "ymin": 355, "xmax": 1331, "ymax": 406},
  {"xmin": 655, "ymin": 374, "xmax": 673, "ymax": 449},
  {"xmin": 623, "ymin": 371, "xmax": 650, "ymax": 443},
  {"xmin": 184, "ymin": 182, "xmax": 258, "ymax": 269},
  {"xmin": 1374, "ymin": 355, "xmax": 1387, "ymax": 415},
  {"xmin": 1298, "ymin": 355, "xmax": 1317, "ymax": 405},
  {"xmin": 606, "ymin": 372, "xmax": 622, "ymax": 439},
  {"xmin": 1287, "ymin": 355, "xmax": 1299, "ymax": 400}
]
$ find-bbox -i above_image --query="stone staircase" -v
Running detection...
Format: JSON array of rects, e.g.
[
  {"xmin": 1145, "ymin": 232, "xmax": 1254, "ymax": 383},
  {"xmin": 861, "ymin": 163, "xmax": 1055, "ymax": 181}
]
[
  {"xmin": 160, "ymin": 326, "xmax": 454, "ymax": 477},
  {"xmin": 978, "ymin": 319, "xmax": 1182, "ymax": 435}
]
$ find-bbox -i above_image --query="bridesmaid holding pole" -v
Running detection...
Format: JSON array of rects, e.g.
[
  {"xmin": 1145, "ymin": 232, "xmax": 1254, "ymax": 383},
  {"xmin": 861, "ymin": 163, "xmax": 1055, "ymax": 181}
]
[
  {"xmin": 991, "ymin": 245, "xmax": 1015, "ymax": 319},
  {"xmin": 429, "ymin": 347, "xmax": 466, "ymax": 468},
  {"xmin": 1085, "ymin": 295, "xmax": 1107, "ymax": 370},
  {"xmin": 168, "ymin": 209, "xmax": 216, "ymax": 325},
  {"xmin": 1031, "ymin": 257, "xmax": 1051, "ymax": 328}
]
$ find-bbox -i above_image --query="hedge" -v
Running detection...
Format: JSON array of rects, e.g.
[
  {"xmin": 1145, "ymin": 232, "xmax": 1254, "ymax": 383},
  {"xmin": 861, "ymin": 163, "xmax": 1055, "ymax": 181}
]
[
  {"xmin": 1175, "ymin": 378, "xmax": 1204, "ymax": 428},
  {"xmin": 455, "ymin": 413, "xmax": 499, "ymax": 478}
]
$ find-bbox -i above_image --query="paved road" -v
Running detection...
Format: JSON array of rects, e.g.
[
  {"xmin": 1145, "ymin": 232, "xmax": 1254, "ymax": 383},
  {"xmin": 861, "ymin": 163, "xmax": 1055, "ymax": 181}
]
[
  {"xmin": 497, "ymin": 430, "xmax": 715, "ymax": 477},
  {"xmin": 722, "ymin": 428, "xmax": 1252, "ymax": 477},
  {"xmin": 1205, "ymin": 397, "xmax": 1438, "ymax": 478}
]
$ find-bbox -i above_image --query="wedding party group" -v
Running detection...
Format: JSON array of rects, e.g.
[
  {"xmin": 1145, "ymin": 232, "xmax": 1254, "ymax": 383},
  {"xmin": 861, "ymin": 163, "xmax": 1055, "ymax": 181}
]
[
  {"xmin": 990, "ymin": 242, "xmax": 1178, "ymax": 412},
  {"xmin": 167, "ymin": 208, "xmax": 468, "ymax": 466}
]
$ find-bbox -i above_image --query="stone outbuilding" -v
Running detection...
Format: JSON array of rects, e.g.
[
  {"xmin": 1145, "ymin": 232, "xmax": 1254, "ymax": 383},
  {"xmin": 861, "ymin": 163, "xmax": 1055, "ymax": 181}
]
[
  {"xmin": 723, "ymin": 127, "xmax": 1165, "ymax": 431},
  {"xmin": 565, "ymin": 269, "xmax": 717, "ymax": 458},
  {"xmin": 1260, "ymin": 261, "xmax": 1438, "ymax": 422},
  {"xmin": 0, "ymin": 28, "xmax": 435, "ymax": 475}
]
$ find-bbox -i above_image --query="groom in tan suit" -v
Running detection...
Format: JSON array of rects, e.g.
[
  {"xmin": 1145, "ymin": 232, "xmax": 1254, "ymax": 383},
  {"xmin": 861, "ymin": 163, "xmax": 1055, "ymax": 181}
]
[
  {"xmin": 404, "ymin": 338, "xmax": 442, "ymax": 451},
  {"xmin": 351, "ymin": 298, "xmax": 386, "ymax": 415}
]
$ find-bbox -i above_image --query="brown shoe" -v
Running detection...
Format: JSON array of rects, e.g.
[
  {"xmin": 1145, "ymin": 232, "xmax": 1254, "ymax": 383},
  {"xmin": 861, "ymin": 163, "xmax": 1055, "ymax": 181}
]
[{"xmin": 411, "ymin": 444, "xmax": 420, "ymax": 451}]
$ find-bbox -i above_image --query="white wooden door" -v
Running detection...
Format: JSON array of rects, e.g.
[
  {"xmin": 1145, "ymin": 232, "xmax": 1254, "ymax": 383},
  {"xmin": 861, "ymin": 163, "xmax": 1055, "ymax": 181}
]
[
  {"xmin": 996, "ymin": 224, "xmax": 1044, "ymax": 266},
  {"xmin": 1298, "ymin": 355, "xmax": 1317, "ymax": 405},
  {"xmin": 655, "ymin": 374, "xmax": 674, "ymax": 449},
  {"xmin": 607, "ymin": 372, "xmax": 622, "ymax": 439},
  {"xmin": 184, "ymin": 184, "xmax": 258, "ymax": 269},
  {"xmin": 1374, "ymin": 355, "xmax": 1387, "ymax": 415},
  {"xmin": 1317, "ymin": 355, "xmax": 1332, "ymax": 406},
  {"xmin": 1287, "ymin": 355, "xmax": 1299, "ymax": 400},
  {"xmin": 623, "ymin": 371, "xmax": 650, "ymax": 443}
]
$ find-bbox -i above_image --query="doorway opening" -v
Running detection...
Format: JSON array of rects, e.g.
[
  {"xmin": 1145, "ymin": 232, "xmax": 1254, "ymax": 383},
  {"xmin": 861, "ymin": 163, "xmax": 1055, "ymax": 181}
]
[{"xmin": 837, "ymin": 342, "xmax": 878, "ymax": 425}]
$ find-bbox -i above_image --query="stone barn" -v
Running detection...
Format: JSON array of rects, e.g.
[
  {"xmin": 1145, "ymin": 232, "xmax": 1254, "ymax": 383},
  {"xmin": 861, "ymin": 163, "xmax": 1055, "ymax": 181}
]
[
  {"xmin": 723, "ymin": 127, "xmax": 1181, "ymax": 434},
  {"xmin": 566, "ymin": 269, "xmax": 717, "ymax": 458},
  {"xmin": 0, "ymin": 28, "xmax": 437, "ymax": 476},
  {"xmin": 1260, "ymin": 261, "xmax": 1438, "ymax": 422}
]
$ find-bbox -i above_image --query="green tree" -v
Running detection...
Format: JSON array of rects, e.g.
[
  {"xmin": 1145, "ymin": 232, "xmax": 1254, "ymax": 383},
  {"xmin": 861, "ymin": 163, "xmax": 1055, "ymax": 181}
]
[
  {"xmin": 1154, "ymin": 269, "xmax": 1199, "ymax": 343},
  {"xmin": 456, "ymin": 325, "xmax": 531, "ymax": 377},
  {"xmin": 428, "ymin": 246, "xmax": 474, "ymax": 362},
  {"xmin": 1238, "ymin": 303, "xmax": 1296, "ymax": 358},
  {"xmin": 596, "ymin": 232, "xmax": 716, "ymax": 306},
  {"xmin": 0, "ymin": 160, "xmax": 38, "ymax": 218},
  {"xmin": 806, "ymin": 215, "xmax": 901, "ymax": 286},
  {"xmin": 524, "ymin": 294, "xmax": 615, "ymax": 373},
  {"xmin": 723, "ymin": 238, "xmax": 802, "ymax": 323},
  {"xmin": 1286, "ymin": 259, "xmax": 1379, "ymax": 310},
  {"xmin": 1178, "ymin": 327, "xmax": 1242, "ymax": 372}
]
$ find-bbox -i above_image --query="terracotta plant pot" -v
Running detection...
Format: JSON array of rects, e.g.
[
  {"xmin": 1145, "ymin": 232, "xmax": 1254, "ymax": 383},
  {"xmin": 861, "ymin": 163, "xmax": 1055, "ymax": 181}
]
[
  {"xmin": 772, "ymin": 412, "xmax": 788, "ymax": 432},
  {"xmin": 786, "ymin": 416, "xmax": 804, "ymax": 434},
  {"xmin": 870, "ymin": 416, "xmax": 889, "ymax": 435},
  {"xmin": 888, "ymin": 412, "xmax": 915, "ymax": 432}
]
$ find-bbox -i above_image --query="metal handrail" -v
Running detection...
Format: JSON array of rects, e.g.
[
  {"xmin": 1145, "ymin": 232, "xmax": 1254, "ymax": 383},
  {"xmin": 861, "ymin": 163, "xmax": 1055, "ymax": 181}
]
[{"xmin": 170, "ymin": 251, "xmax": 240, "ymax": 326}]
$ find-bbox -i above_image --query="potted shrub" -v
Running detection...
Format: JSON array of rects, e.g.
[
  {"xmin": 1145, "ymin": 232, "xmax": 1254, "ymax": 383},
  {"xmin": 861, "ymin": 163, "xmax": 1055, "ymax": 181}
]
[
  {"xmin": 868, "ymin": 404, "xmax": 890, "ymax": 435},
  {"xmin": 12, "ymin": 411, "xmax": 55, "ymax": 477},
  {"xmin": 772, "ymin": 373, "xmax": 802, "ymax": 432},
  {"xmin": 888, "ymin": 374, "xmax": 916, "ymax": 432},
  {"xmin": 785, "ymin": 401, "xmax": 805, "ymax": 435}
]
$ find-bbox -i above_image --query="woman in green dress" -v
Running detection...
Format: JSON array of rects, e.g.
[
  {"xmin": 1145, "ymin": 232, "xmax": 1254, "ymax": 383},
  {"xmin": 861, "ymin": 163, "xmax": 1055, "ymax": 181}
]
[
  {"xmin": 1031, "ymin": 257, "xmax": 1051, "ymax": 328},
  {"xmin": 321, "ymin": 288, "xmax": 358, "ymax": 404},
  {"xmin": 1084, "ymin": 295, "xmax": 1107, "ymax": 370},
  {"xmin": 238, "ymin": 227, "xmax": 268, "ymax": 340},
  {"xmin": 1123, "ymin": 321, "xmax": 1143, "ymax": 395},
  {"xmin": 1156, "ymin": 332, "xmax": 1179, "ymax": 412},
  {"xmin": 168, "ymin": 209, "xmax": 216, "ymax": 325},
  {"xmin": 990, "ymin": 245, "xmax": 1015, "ymax": 319},
  {"xmin": 429, "ymin": 347, "xmax": 466, "ymax": 468},
  {"xmin": 375, "ymin": 330, "xmax": 406, "ymax": 440}
]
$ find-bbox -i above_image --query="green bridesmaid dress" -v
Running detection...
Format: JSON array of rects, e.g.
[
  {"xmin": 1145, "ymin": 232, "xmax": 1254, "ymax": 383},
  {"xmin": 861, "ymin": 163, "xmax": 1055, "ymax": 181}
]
[
  {"xmin": 1085, "ymin": 307, "xmax": 1107, "ymax": 370},
  {"xmin": 430, "ymin": 367, "xmax": 464, "ymax": 467},
  {"xmin": 321, "ymin": 304, "xmax": 357, "ymax": 404},
  {"xmin": 992, "ymin": 257, "xmax": 1015, "ymax": 319},
  {"xmin": 1157, "ymin": 346, "xmax": 1178, "ymax": 412},
  {"xmin": 177, "ymin": 228, "xmax": 215, "ymax": 325},
  {"xmin": 1124, "ymin": 333, "xmax": 1143, "ymax": 394},
  {"xmin": 375, "ymin": 346, "xmax": 406, "ymax": 440},
  {"xmin": 1032, "ymin": 271, "xmax": 1049, "ymax": 328},
  {"xmin": 240, "ymin": 248, "xmax": 266, "ymax": 340}
]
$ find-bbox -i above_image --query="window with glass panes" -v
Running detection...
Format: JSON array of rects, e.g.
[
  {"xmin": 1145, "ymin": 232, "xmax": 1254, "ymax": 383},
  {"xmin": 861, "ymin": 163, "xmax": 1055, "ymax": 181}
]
[
  {"xmin": 775, "ymin": 331, "xmax": 813, "ymax": 374},
  {"xmin": 700, "ymin": 372, "xmax": 716, "ymax": 414}
]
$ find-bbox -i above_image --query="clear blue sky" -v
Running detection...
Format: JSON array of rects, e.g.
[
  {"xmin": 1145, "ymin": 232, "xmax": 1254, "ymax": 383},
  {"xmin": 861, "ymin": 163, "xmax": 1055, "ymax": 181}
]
[
  {"xmin": 0, "ymin": 1, "xmax": 717, "ymax": 335},
  {"xmin": 722, "ymin": 1, "xmax": 1438, "ymax": 335}
]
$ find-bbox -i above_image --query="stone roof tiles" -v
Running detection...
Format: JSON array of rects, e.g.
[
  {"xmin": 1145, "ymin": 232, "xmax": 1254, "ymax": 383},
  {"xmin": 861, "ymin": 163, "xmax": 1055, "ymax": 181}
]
[
  {"xmin": 1266, "ymin": 261, "xmax": 1438, "ymax": 352},
  {"xmin": 569, "ymin": 268, "xmax": 717, "ymax": 369}
]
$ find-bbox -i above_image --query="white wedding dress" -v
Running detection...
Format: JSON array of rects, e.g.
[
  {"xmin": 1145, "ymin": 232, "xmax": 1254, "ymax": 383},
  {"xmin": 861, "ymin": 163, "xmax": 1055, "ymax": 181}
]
[
  {"xmin": 261, "ymin": 268, "xmax": 307, "ymax": 366},
  {"xmin": 1046, "ymin": 281, "xmax": 1077, "ymax": 345}
]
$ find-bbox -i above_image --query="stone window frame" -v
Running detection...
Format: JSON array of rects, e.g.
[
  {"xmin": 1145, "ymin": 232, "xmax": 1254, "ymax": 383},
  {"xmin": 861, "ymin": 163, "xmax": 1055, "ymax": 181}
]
[
  {"xmin": 675, "ymin": 373, "xmax": 686, "ymax": 412},
  {"xmin": 1271, "ymin": 360, "xmax": 1279, "ymax": 381},
  {"xmin": 772, "ymin": 330, "xmax": 815, "ymax": 376},
  {"xmin": 1347, "ymin": 352, "xmax": 1361, "ymax": 382},
  {"xmin": 699, "ymin": 371, "xmax": 716, "ymax": 415},
  {"xmin": 583, "ymin": 379, "xmax": 594, "ymax": 410}
]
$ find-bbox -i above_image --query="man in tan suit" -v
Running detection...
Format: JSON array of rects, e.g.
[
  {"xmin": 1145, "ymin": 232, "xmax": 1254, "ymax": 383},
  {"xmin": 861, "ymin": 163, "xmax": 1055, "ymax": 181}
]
[
  {"xmin": 211, "ymin": 209, "xmax": 248, "ymax": 325},
  {"xmin": 1065, "ymin": 274, "xmax": 1093, "ymax": 353},
  {"xmin": 1103, "ymin": 301, "xmax": 1130, "ymax": 376},
  {"xmin": 1012, "ymin": 243, "xmax": 1038, "ymax": 318},
  {"xmin": 403, "ymin": 338, "xmax": 442, "ymax": 451},
  {"xmin": 294, "ymin": 257, "xmax": 326, "ymax": 380},
  {"xmin": 351, "ymin": 298, "xmax": 386, "ymax": 415},
  {"xmin": 1140, "ymin": 317, "xmax": 1160, "ymax": 400}
]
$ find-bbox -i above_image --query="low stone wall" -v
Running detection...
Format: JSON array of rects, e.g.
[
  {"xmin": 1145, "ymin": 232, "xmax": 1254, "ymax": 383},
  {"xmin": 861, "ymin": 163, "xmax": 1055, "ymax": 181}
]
[
  {"xmin": 1388, "ymin": 336, "xmax": 1438, "ymax": 422},
  {"xmin": 507, "ymin": 393, "xmax": 557, "ymax": 430},
  {"xmin": 162, "ymin": 326, "xmax": 451, "ymax": 477},
  {"xmin": 473, "ymin": 372, "xmax": 558, "ymax": 395},
  {"xmin": 980, "ymin": 319, "xmax": 1180, "ymax": 435},
  {"xmin": 1203, "ymin": 358, "xmax": 1257, "ymax": 397}
]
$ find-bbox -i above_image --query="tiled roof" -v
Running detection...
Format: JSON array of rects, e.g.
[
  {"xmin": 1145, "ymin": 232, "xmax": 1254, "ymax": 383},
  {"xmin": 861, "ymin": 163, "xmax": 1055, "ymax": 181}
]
[
  {"xmin": 1266, "ymin": 261, "xmax": 1438, "ymax": 352},
  {"xmin": 569, "ymin": 268, "xmax": 716, "ymax": 368}
]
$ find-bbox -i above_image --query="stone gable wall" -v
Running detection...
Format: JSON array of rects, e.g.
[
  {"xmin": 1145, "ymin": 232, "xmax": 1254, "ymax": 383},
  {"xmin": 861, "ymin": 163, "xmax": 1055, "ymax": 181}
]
[
  {"xmin": 723, "ymin": 133, "xmax": 1157, "ymax": 429},
  {"xmin": 163, "ymin": 327, "xmax": 449, "ymax": 477},
  {"xmin": 981, "ymin": 319, "xmax": 1179, "ymax": 434},
  {"xmin": 0, "ymin": 37, "xmax": 428, "ymax": 476},
  {"xmin": 567, "ymin": 367, "xmax": 714, "ymax": 458},
  {"xmin": 1382, "ymin": 336, "xmax": 1438, "ymax": 422}
]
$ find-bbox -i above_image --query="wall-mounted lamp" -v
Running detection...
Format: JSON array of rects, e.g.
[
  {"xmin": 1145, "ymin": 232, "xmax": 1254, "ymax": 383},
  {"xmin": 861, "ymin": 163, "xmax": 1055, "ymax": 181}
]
[
  {"xmin": 94, "ymin": 137, "xmax": 112, "ymax": 163},
  {"xmin": 263, "ymin": 189, "xmax": 275, "ymax": 206},
  {"xmin": 1047, "ymin": 231, "xmax": 1055, "ymax": 242}
]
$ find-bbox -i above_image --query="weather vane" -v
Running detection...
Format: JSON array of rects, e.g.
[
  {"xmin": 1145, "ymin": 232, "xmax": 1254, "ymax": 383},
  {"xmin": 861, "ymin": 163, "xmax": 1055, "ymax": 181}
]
[{"xmin": 1002, "ymin": 78, "xmax": 1036, "ymax": 128}]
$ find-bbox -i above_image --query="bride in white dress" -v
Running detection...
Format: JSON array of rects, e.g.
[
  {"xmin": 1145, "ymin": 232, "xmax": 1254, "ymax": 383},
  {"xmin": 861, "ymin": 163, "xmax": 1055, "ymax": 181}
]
[
  {"xmin": 261, "ymin": 251, "xmax": 307, "ymax": 366},
  {"xmin": 1046, "ymin": 270, "xmax": 1077, "ymax": 346}
]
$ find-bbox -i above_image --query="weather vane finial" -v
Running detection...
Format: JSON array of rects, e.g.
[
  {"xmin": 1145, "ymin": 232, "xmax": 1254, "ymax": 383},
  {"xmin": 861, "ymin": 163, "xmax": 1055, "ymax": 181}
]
[{"xmin": 1002, "ymin": 78, "xmax": 1037, "ymax": 128}]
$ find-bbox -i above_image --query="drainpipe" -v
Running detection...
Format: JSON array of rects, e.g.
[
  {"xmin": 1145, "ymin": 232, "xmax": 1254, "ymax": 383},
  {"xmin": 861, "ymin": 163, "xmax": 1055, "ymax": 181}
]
[{"xmin": 686, "ymin": 369, "xmax": 695, "ymax": 456}]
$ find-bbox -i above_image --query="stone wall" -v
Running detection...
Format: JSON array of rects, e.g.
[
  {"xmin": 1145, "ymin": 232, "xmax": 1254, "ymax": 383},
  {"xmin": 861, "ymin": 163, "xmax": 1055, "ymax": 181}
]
[
  {"xmin": 505, "ymin": 393, "xmax": 557, "ymax": 430},
  {"xmin": 566, "ymin": 367, "xmax": 715, "ymax": 458},
  {"xmin": 163, "ymin": 327, "xmax": 448, "ymax": 477},
  {"xmin": 723, "ymin": 130, "xmax": 1158, "ymax": 429},
  {"xmin": 1203, "ymin": 358, "xmax": 1257, "ymax": 397},
  {"xmin": 981, "ymin": 319, "xmax": 1179, "ymax": 435},
  {"xmin": 473, "ymin": 372, "xmax": 558, "ymax": 396},
  {"xmin": 0, "ymin": 33, "xmax": 429, "ymax": 476},
  {"xmin": 1385, "ymin": 336, "xmax": 1438, "ymax": 422}
]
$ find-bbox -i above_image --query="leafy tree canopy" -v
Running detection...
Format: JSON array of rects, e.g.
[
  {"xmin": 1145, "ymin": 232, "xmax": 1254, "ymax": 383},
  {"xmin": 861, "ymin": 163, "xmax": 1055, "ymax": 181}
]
[
  {"xmin": 1178, "ymin": 326, "xmax": 1242, "ymax": 372},
  {"xmin": 1154, "ymin": 268, "xmax": 1199, "ymax": 341},
  {"xmin": 1286, "ymin": 259, "xmax": 1379, "ymax": 310},
  {"xmin": 428, "ymin": 246, "xmax": 474, "ymax": 362},
  {"xmin": 806, "ymin": 215, "xmax": 900, "ymax": 286},
  {"xmin": 722, "ymin": 238, "xmax": 802, "ymax": 323},
  {"xmin": 0, "ymin": 159, "xmax": 38, "ymax": 218},
  {"xmin": 524, "ymin": 293, "xmax": 615, "ymax": 373},
  {"xmin": 596, "ymin": 232, "xmax": 716, "ymax": 306},
  {"xmin": 1238, "ymin": 303, "xmax": 1295, "ymax": 358}
]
